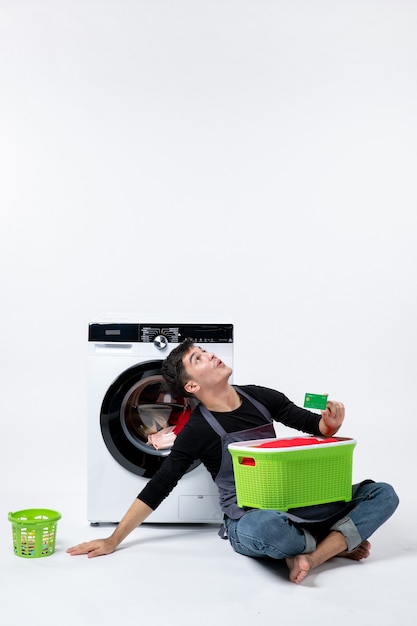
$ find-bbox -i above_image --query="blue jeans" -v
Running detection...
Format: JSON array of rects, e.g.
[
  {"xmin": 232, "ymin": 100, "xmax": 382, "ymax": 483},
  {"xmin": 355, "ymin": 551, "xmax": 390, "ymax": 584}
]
[{"xmin": 224, "ymin": 481, "xmax": 399, "ymax": 558}]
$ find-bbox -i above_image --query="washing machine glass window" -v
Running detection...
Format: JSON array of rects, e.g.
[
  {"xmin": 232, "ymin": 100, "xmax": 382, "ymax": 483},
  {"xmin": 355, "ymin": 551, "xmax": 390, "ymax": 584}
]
[
  {"xmin": 100, "ymin": 360, "xmax": 199, "ymax": 477},
  {"xmin": 121, "ymin": 375, "xmax": 194, "ymax": 453}
]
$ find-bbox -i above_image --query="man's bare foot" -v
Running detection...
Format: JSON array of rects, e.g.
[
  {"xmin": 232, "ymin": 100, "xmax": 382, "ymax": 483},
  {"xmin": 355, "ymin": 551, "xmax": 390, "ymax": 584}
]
[
  {"xmin": 286, "ymin": 540, "xmax": 371, "ymax": 584},
  {"xmin": 338, "ymin": 540, "xmax": 371, "ymax": 561},
  {"xmin": 286, "ymin": 555, "xmax": 312, "ymax": 584}
]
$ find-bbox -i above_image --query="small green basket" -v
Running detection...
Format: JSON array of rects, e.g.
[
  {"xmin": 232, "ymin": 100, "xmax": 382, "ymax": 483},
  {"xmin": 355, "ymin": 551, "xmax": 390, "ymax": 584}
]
[
  {"xmin": 8, "ymin": 508, "xmax": 61, "ymax": 558},
  {"xmin": 228, "ymin": 437, "xmax": 356, "ymax": 511}
]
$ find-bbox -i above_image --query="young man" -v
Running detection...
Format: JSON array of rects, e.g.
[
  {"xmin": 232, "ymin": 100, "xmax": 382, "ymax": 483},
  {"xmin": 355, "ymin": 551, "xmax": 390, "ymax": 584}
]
[{"xmin": 67, "ymin": 338, "xmax": 399, "ymax": 583}]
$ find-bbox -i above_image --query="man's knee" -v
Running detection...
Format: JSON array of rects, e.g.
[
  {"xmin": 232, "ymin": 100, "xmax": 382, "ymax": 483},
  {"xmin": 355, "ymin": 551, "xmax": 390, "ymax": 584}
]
[
  {"xmin": 355, "ymin": 480, "xmax": 399, "ymax": 512},
  {"xmin": 378, "ymin": 482, "xmax": 399, "ymax": 515}
]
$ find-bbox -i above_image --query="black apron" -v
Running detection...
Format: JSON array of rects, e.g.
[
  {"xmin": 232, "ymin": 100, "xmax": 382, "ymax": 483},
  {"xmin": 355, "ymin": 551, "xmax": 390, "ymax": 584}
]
[{"xmin": 199, "ymin": 386, "xmax": 276, "ymax": 520}]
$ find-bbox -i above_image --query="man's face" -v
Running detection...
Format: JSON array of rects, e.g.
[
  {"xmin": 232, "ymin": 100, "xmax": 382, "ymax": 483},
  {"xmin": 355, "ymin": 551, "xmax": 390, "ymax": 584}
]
[{"xmin": 182, "ymin": 345, "xmax": 232, "ymax": 394}]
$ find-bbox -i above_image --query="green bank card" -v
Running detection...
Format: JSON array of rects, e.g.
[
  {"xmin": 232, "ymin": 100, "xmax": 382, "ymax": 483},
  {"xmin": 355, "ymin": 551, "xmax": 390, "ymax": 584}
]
[{"xmin": 304, "ymin": 393, "xmax": 328, "ymax": 410}]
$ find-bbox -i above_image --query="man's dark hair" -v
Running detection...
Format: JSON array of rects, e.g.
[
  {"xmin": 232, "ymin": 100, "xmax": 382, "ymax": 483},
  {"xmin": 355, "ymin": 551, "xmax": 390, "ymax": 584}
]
[{"xmin": 161, "ymin": 337, "xmax": 195, "ymax": 397}]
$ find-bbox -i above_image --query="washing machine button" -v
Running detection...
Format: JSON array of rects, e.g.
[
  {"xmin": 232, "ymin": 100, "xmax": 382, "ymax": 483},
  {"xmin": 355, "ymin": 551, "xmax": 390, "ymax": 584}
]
[{"xmin": 153, "ymin": 335, "xmax": 169, "ymax": 350}]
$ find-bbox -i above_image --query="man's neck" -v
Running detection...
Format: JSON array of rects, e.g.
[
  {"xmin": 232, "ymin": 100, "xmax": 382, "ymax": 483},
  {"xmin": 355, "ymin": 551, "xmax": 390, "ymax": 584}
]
[{"xmin": 199, "ymin": 384, "xmax": 241, "ymax": 412}]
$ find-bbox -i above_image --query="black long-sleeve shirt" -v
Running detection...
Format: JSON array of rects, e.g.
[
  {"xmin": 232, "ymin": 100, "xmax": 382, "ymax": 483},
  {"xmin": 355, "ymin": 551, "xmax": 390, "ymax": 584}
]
[{"xmin": 137, "ymin": 385, "xmax": 323, "ymax": 510}]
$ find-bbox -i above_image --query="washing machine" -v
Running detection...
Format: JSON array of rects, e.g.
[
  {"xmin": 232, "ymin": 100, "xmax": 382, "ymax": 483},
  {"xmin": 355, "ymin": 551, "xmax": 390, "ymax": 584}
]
[{"xmin": 88, "ymin": 314, "xmax": 233, "ymax": 524}]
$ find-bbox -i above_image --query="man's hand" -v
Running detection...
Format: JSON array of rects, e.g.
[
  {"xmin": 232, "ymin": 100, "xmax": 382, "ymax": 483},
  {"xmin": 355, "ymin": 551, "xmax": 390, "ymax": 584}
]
[
  {"xmin": 319, "ymin": 400, "xmax": 345, "ymax": 437},
  {"xmin": 66, "ymin": 498, "xmax": 153, "ymax": 558},
  {"xmin": 66, "ymin": 538, "xmax": 117, "ymax": 558}
]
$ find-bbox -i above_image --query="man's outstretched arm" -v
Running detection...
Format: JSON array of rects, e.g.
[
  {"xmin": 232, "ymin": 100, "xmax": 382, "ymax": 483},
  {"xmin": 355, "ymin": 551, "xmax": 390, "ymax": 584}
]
[{"xmin": 66, "ymin": 499, "xmax": 153, "ymax": 558}]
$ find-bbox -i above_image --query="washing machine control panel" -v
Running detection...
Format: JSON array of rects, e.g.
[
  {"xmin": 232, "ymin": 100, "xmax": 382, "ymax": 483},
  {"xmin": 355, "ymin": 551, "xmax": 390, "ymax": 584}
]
[
  {"xmin": 142, "ymin": 324, "xmax": 233, "ymax": 344},
  {"xmin": 89, "ymin": 323, "xmax": 233, "ymax": 344},
  {"xmin": 142, "ymin": 326, "xmax": 181, "ymax": 344}
]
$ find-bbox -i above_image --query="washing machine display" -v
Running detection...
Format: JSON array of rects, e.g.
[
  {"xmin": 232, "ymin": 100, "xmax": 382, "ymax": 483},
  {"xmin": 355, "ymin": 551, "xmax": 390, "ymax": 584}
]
[{"xmin": 88, "ymin": 316, "xmax": 233, "ymax": 524}]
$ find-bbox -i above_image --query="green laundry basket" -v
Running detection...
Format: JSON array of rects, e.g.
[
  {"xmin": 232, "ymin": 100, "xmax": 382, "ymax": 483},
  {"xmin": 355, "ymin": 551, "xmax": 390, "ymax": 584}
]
[
  {"xmin": 228, "ymin": 437, "xmax": 356, "ymax": 511},
  {"xmin": 8, "ymin": 508, "xmax": 61, "ymax": 558}
]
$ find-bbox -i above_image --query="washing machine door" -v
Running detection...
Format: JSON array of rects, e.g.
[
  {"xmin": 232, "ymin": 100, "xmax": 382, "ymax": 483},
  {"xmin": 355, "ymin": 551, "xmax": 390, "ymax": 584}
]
[{"xmin": 100, "ymin": 360, "xmax": 199, "ymax": 477}]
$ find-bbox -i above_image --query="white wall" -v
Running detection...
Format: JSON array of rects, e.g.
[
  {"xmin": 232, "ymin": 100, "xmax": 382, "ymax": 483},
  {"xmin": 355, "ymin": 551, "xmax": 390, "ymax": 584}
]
[{"xmin": 1, "ymin": 1, "xmax": 416, "ymax": 512}]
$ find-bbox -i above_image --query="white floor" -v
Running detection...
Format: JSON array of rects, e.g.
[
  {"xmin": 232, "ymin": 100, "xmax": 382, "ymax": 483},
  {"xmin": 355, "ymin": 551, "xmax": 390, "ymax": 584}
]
[{"xmin": 1, "ymin": 483, "xmax": 416, "ymax": 626}]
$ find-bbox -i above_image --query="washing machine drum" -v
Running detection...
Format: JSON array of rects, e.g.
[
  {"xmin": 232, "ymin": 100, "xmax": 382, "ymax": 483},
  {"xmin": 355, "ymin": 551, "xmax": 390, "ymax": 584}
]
[{"xmin": 100, "ymin": 360, "xmax": 198, "ymax": 477}]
